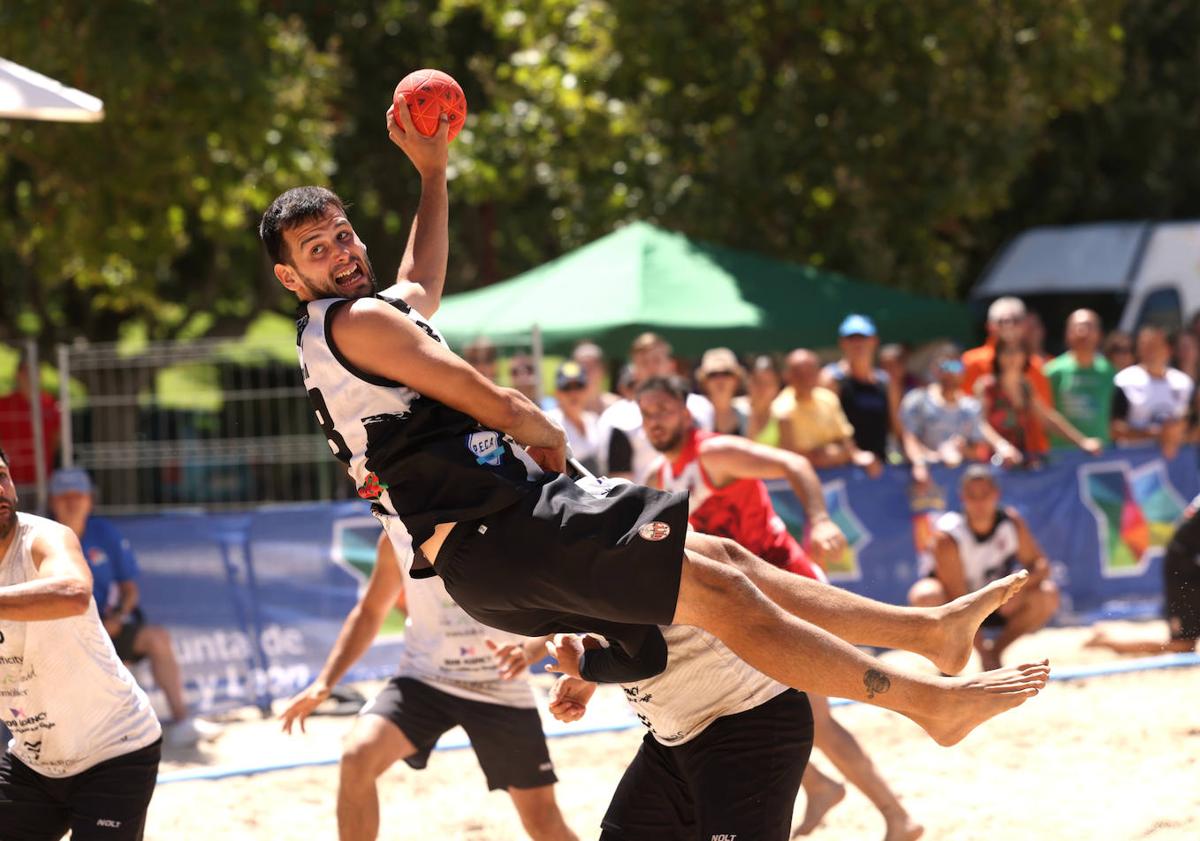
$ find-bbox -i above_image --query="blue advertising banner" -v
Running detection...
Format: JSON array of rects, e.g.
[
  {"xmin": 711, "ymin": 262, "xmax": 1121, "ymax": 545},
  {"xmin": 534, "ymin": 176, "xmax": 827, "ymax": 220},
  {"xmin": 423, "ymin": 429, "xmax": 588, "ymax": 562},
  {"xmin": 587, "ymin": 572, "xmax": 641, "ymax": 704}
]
[
  {"xmin": 113, "ymin": 444, "xmax": 1198, "ymax": 714},
  {"xmin": 769, "ymin": 443, "xmax": 1200, "ymax": 620}
]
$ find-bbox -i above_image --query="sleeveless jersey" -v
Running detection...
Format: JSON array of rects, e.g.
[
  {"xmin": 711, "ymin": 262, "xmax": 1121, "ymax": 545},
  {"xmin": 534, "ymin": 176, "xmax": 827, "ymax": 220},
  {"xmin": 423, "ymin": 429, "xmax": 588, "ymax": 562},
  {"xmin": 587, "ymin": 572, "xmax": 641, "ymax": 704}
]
[
  {"xmin": 296, "ymin": 294, "xmax": 540, "ymax": 552},
  {"xmin": 381, "ymin": 519, "xmax": 536, "ymax": 708},
  {"xmin": 652, "ymin": 427, "xmax": 818, "ymax": 578},
  {"xmin": 0, "ymin": 514, "xmax": 161, "ymax": 777},
  {"xmin": 927, "ymin": 509, "xmax": 1020, "ymax": 591},
  {"xmin": 620, "ymin": 624, "xmax": 787, "ymax": 746}
]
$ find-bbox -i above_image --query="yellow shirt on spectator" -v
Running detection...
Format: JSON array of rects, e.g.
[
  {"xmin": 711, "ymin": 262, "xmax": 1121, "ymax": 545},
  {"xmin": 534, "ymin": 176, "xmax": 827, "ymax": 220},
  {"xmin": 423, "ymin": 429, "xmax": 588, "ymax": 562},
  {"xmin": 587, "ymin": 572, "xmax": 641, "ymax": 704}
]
[{"xmin": 771, "ymin": 386, "xmax": 854, "ymax": 452}]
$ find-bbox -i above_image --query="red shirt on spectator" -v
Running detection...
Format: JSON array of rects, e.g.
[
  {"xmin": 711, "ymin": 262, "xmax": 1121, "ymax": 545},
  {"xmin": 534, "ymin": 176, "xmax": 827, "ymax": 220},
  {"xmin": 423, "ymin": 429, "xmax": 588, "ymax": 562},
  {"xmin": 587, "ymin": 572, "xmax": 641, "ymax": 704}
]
[
  {"xmin": 962, "ymin": 339, "xmax": 1052, "ymax": 454},
  {"xmin": 0, "ymin": 390, "xmax": 61, "ymax": 485},
  {"xmin": 654, "ymin": 427, "xmax": 824, "ymax": 581}
]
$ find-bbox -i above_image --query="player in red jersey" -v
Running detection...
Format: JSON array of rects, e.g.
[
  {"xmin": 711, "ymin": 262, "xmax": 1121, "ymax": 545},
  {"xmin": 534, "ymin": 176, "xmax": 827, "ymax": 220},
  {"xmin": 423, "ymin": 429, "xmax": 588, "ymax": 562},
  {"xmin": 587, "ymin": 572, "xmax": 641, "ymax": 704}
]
[{"xmin": 640, "ymin": 376, "xmax": 924, "ymax": 841}]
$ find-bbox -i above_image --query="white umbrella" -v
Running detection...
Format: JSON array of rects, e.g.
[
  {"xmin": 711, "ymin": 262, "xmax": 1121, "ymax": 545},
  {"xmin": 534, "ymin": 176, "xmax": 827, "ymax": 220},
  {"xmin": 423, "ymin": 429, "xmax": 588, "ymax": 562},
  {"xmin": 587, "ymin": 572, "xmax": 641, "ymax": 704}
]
[{"xmin": 0, "ymin": 56, "xmax": 104, "ymax": 122}]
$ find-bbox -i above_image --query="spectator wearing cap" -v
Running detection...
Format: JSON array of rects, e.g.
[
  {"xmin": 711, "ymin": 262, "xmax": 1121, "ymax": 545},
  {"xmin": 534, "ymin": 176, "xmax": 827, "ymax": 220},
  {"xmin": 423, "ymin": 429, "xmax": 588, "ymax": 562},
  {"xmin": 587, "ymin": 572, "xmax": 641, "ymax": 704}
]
[
  {"xmin": 1044, "ymin": 309, "xmax": 1115, "ymax": 450},
  {"xmin": 900, "ymin": 347, "xmax": 1021, "ymax": 488},
  {"xmin": 571, "ymin": 341, "xmax": 620, "ymax": 415},
  {"xmin": 907, "ymin": 465, "xmax": 1059, "ymax": 670},
  {"xmin": 1111, "ymin": 325, "xmax": 1195, "ymax": 460},
  {"xmin": 773, "ymin": 349, "xmax": 882, "ymax": 478},
  {"xmin": 961, "ymin": 297, "xmax": 1054, "ymax": 454},
  {"xmin": 819, "ymin": 314, "xmax": 901, "ymax": 463},
  {"xmin": 48, "ymin": 468, "xmax": 219, "ymax": 748},
  {"xmin": 0, "ymin": 348, "xmax": 61, "ymax": 489},
  {"xmin": 697, "ymin": 348, "xmax": 748, "ymax": 436},
  {"xmin": 545, "ymin": 361, "xmax": 602, "ymax": 474}
]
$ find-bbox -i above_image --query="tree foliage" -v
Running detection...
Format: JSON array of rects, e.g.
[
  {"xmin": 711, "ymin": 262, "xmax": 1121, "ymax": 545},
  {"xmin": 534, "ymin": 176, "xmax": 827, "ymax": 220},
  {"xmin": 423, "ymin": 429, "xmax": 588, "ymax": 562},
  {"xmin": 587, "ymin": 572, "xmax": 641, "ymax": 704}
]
[
  {"xmin": 0, "ymin": 1, "xmax": 338, "ymax": 345},
  {"xmin": 2, "ymin": 0, "xmax": 1188, "ymax": 350}
]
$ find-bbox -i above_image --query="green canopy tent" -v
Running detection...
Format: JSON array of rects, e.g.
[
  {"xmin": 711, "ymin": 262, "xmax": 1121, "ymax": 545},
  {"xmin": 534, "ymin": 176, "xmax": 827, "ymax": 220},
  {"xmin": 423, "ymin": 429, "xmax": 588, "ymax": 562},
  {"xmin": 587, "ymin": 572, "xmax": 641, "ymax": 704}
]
[{"xmin": 435, "ymin": 222, "xmax": 972, "ymax": 358}]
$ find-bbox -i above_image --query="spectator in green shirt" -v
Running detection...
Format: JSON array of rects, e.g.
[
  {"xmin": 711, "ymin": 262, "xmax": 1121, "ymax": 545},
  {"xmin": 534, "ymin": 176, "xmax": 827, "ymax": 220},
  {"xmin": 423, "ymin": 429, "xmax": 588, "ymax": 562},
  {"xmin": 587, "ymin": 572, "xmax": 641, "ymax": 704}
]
[{"xmin": 1044, "ymin": 309, "xmax": 1115, "ymax": 448}]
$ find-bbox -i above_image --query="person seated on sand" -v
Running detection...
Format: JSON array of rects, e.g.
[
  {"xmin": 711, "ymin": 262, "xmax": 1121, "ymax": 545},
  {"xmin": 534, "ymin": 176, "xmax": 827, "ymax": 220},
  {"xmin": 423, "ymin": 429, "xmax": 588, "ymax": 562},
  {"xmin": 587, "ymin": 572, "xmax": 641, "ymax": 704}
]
[
  {"xmin": 908, "ymin": 465, "xmax": 1060, "ymax": 670},
  {"xmin": 1087, "ymin": 493, "xmax": 1200, "ymax": 655}
]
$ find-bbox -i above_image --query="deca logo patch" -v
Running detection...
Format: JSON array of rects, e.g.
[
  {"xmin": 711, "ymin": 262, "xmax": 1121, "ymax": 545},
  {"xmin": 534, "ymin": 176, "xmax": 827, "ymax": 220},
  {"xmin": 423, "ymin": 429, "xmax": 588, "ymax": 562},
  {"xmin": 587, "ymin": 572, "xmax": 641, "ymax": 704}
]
[
  {"xmin": 638, "ymin": 521, "xmax": 671, "ymax": 541},
  {"xmin": 467, "ymin": 431, "xmax": 503, "ymax": 466}
]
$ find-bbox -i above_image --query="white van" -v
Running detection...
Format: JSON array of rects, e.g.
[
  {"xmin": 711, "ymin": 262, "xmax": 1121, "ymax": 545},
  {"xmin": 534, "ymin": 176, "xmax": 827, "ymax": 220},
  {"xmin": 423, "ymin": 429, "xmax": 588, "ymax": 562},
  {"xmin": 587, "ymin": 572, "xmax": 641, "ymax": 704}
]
[{"xmin": 971, "ymin": 221, "xmax": 1200, "ymax": 345}]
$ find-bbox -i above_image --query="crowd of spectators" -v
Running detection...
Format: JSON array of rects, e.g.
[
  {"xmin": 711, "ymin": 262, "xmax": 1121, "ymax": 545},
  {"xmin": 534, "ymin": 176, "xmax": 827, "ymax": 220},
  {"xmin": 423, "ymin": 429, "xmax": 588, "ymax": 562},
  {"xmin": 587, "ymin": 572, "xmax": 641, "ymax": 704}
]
[{"xmin": 455, "ymin": 296, "xmax": 1200, "ymax": 490}]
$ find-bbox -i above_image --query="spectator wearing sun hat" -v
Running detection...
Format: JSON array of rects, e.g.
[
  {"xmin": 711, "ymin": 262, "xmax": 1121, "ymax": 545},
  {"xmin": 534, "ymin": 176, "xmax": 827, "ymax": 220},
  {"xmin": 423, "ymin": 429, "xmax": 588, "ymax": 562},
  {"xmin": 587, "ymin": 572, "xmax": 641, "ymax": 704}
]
[
  {"xmin": 697, "ymin": 348, "xmax": 749, "ymax": 436},
  {"xmin": 546, "ymin": 360, "xmax": 603, "ymax": 474},
  {"xmin": 819, "ymin": 314, "xmax": 901, "ymax": 462}
]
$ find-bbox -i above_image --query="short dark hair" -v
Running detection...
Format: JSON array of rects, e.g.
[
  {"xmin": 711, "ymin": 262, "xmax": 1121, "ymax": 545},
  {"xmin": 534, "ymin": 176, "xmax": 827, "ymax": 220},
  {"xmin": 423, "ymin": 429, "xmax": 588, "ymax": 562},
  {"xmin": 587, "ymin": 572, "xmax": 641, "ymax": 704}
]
[
  {"xmin": 259, "ymin": 186, "xmax": 348, "ymax": 265},
  {"xmin": 636, "ymin": 375, "xmax": 690, "ymax": 403}
]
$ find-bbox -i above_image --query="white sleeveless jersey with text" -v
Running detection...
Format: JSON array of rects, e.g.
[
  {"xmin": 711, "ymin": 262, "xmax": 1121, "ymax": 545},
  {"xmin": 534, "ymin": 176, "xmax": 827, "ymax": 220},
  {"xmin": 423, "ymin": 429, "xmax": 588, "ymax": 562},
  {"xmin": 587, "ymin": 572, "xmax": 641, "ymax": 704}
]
[
  {"xmin": 619, "ymin": 624, "xmax": 786, "ymax": 746},
  {"xmin": 0, "ymin": 514, "xmax": 161, "ymax": 777},
  {"xmin": 925, "ymin": 509, "xmax": 1020, "ymax": 591},
  {"xmin": 296, "ymin": 293, "xmax": 539, "ymax": 554},
  {"xmin": 377, "ymin": 518, "xmax": 536, "ymax": 708}
]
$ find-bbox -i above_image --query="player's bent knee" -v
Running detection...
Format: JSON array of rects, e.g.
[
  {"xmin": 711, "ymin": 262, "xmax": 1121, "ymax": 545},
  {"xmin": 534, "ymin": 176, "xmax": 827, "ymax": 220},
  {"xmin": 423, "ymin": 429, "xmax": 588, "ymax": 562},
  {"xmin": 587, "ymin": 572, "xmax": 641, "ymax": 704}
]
[
  {"xmin": 908, "ymin": 579, "xmax": 946, "ymax": 607},
  {"xmin": 340, "ymin": 721, "xmax": 404, "ymax": 782},
  {"xmin": 674, "ymin": 552, "xmax": 761, "ymax": 626}
]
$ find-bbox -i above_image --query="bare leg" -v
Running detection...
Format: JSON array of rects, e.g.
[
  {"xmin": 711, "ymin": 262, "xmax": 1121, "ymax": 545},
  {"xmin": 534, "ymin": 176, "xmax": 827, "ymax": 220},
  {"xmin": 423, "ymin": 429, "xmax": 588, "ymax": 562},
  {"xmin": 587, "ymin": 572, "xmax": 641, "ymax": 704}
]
[
  {"xmin": 795, "ymin": 761, "xmax": 845, "ymax": 836},
  {"xmin": 338, "ymin": 715, "xmax": 416, "ymax": 841},
  {"xmin": 985, "ymin": 581, "xmax": 1060, "ymax": 669},
  {"xmin": 1085, "ymin": 626, "xmax": 1198, "ymax": 655},
  {"xmin": 672, "ymin": 550, "xmax": 1049, "ymax": 746},
  {"xmin": 808, "ymin": 694, "xmax": 923, "ymax": 841},
  {"xmin": 133, "ymin": 625, "xmax": 189, "ymax": 722},
  {"xmin": 690, "ymin": 532, "xmax": 1029, "ymax": 675},
  {"xmin": 507, "ymin": 785, "xmax": 579, "ymax": 841}
]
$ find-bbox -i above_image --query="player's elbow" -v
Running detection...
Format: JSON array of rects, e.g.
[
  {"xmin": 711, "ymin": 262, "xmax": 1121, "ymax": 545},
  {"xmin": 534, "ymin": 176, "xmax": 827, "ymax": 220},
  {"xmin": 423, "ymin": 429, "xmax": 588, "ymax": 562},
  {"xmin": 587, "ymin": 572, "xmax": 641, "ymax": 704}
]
[{"xmin": 62, "ymin": 580, "xmax": 93, "ymax": 616}]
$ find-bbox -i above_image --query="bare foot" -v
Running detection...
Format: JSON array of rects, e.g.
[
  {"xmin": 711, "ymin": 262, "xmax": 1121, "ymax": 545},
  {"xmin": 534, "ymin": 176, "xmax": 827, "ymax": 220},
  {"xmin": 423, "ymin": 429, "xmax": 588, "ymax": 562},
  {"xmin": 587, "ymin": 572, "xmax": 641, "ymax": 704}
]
[
  {"xmin": 793, "ymin": 776, "xmax": 846, "ymax": 836},
  {"xmin": 883, "ymin": 813, "xmax": 925, "ymax": 841},
  {"xmin": 927, "ymin": 572, "xmax": 1028, "ymax": 675},
  {"xmin": 909, "ymin": 660, "xmax": 1050, "ymax": 747}
]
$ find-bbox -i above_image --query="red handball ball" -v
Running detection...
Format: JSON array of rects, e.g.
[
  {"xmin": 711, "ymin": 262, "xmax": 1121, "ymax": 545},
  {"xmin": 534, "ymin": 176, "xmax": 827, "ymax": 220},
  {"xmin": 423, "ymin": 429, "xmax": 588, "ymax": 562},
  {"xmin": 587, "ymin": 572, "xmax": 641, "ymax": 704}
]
[{"xmin": 393, "ymin": 69, "xmax": 467, "ymax": 142}]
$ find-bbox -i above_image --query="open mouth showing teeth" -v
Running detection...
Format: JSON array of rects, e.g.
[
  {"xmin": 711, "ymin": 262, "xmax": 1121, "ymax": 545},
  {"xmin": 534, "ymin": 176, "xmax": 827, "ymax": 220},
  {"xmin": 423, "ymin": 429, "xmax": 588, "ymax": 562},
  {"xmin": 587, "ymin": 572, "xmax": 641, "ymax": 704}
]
[{"xmin": 334, "ymin": 264, "xmax": 362, "ymax": 286}]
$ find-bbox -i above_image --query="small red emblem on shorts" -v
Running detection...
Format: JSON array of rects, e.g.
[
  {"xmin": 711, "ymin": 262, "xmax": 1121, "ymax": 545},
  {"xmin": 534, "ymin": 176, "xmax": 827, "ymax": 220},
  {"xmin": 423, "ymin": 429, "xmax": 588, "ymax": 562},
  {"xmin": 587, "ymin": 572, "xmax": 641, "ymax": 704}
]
[{"xmin": 638, "ymin": 521, "xmax": 671, "ymax": 541}]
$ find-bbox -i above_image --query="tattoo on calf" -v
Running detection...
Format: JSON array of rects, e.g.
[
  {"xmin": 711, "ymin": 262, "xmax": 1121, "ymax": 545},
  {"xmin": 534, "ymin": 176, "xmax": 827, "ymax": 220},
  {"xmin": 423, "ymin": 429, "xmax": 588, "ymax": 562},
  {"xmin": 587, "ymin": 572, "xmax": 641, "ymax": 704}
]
[{"xmin": 864, "ymin": 668, "xmax": 891, "ymax": 699}]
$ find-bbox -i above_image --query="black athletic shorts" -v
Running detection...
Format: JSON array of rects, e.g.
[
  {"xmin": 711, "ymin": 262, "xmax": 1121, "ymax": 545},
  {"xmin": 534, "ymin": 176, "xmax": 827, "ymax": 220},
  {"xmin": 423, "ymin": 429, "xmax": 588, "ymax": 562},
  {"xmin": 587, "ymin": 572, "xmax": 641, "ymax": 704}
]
[
  {"xmin": 0, "ymin": 738, "xmax": 161, "ymax": 841},
  {"xmin": 600, "ymin": 689, "xmax": 813, "ymax": 841},
  {"xmin": 435, "ymin": 475, "xmax": 690, "ymax": 642},
  {"xmin": 362, "ymin": 677, "xmax": 557, "ymax": 792},
  {"xmin": 110, "ymin": 610, "xmax": 147, "ymax": 664},
  {"xmin": 1164, "ymin": 506, "xmax": 1200, "ymax": 641}
]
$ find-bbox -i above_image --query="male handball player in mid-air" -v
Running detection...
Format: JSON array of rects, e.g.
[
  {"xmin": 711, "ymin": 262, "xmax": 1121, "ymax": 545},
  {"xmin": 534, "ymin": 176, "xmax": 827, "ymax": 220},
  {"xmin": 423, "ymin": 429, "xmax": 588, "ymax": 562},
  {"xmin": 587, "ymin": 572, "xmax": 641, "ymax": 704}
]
[{"xmin": 260, "ymin": 97, "xmax": 1049, "ymax": 750}]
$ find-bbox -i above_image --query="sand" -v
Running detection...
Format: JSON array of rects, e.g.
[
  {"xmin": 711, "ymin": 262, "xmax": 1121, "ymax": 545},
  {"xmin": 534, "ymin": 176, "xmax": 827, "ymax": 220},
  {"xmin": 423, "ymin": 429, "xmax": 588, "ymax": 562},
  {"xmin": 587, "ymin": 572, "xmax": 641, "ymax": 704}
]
[{"xmin": 143, "ymin": 622, "xmax": 1199, "ymax": 840}]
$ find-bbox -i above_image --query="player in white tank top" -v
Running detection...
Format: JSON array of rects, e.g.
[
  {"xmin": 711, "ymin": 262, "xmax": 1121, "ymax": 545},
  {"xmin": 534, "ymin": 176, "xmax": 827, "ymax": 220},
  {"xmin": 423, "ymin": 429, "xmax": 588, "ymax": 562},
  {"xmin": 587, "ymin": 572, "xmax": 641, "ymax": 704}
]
[
  {"xmin": 908, "ymin": 466, "xmax": 1061, "ymax": 670},
  {"xmin": 0, "ymin": 453, "xmax": 161, "ymax": 840}
]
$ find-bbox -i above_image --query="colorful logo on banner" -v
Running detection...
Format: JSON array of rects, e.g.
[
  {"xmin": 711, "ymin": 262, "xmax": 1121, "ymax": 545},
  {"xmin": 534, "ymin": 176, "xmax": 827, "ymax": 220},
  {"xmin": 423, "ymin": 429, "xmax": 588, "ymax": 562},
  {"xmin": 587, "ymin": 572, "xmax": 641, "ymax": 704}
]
[
  {"xmin": 330, "ymin": 516, "xmax": 407, "ymax": 636},
  {"xmin": 1078, "ymin": 460, "xmax": 1187, "ymax": 576},
  {"xmin": 769, "ymin": 479, "xmax": 869, "ymax": 580}
]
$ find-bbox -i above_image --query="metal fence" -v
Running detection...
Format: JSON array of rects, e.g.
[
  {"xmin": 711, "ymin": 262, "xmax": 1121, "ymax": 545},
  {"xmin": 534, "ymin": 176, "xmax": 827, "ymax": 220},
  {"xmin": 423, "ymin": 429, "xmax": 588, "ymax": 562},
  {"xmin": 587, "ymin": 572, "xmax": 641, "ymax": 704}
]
[{"xmin": 2, "ymin": 329, "xmax": 543, "ymax": 514}]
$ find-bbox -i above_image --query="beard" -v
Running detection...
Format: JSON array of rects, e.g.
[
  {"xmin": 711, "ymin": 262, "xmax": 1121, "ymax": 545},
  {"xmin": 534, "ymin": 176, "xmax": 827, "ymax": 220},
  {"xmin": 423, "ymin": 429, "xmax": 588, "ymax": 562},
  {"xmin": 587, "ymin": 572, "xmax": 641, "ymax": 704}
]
[
  {"xmin": 300, "ymin": 254, "xmax": 379, "ymax": 300},
  {"xmin": 0, "ymin": 502, "xmax": 16, "ymax": 541},
  {"xmin": 648, "ymin": 426, "xmax": 686, "ymax": 454}
]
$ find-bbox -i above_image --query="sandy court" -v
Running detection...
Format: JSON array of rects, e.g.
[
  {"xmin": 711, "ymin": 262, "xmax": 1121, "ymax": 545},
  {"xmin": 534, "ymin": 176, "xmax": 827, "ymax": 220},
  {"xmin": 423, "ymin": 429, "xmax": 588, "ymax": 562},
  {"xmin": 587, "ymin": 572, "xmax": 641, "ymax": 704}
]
[{"xmin": 143, "ymin": 622, "xmax": 1199, "ymax": 841}]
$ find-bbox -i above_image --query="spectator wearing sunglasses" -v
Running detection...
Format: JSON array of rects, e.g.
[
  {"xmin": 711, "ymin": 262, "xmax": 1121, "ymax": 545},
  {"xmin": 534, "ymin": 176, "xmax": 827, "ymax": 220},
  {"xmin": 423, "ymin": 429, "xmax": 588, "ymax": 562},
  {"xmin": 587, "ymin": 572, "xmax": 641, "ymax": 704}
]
[
  {"xmin": 697, "ymin": 348, "xmax": 749, "ymax": 436},
  {"xmin": 900, "ymin": 347, "xmax": 1019, "ymax": 488},
  {"xmin": 462, "ymin": 336, "xmax": 499, "ymax": 382},
  {"xmin": 546, "ymin": 361, "xmax": 603, "ymax": 474},
  {"xmin": 962, "ymin": 297, "xmax": 1055, "ymax": 456},
  {"xmin": 506, "ymin": 353, "xmax": 541, "ymax": 403}
]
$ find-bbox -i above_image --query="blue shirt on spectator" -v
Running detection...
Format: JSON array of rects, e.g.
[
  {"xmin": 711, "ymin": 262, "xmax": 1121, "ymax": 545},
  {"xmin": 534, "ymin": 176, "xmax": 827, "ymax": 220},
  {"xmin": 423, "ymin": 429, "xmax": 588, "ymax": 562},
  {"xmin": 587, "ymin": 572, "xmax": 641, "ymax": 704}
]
[
  {"xmin": 900, "ymin": 387, "xmax": 984, "ymax": 451},
  {"xmin": 80, "ymin": 516, "xmax": 139, "ymax": 615}
]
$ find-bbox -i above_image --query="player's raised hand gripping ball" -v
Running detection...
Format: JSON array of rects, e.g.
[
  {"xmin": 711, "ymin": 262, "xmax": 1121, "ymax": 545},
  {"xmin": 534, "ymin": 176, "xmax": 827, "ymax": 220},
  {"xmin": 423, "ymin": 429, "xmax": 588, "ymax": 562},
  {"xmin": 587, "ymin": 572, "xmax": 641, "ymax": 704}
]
[{"xmin": 393, "ymin": 69, "xmax": 467, "ymax": 141}]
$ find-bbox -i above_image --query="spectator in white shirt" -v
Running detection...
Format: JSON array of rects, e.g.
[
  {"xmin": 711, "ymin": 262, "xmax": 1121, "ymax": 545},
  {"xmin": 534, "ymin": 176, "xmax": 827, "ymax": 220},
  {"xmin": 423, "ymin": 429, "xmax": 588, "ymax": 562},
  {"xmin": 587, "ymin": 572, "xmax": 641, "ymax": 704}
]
[
  {"xmin": 1111, "ymin": 325, "xmax": 1195, "ymax": 459},
  {"xmin": 546, "ymin": 361, "xmax": 603, "ymax": 475}
]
